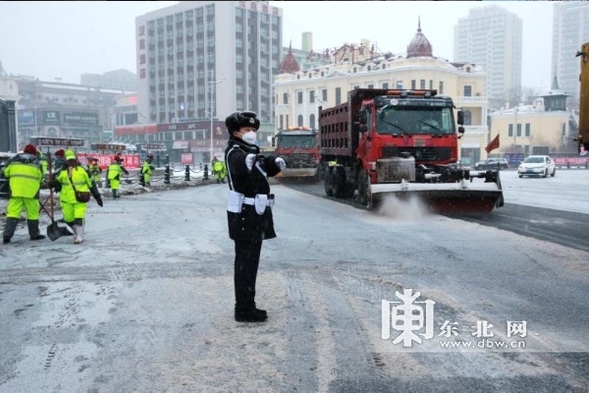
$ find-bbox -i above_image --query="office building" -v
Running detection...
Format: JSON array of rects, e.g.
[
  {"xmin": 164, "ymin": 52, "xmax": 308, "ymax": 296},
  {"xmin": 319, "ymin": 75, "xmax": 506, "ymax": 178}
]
[
  {"xmin": 135, "ymin": 1, "xmax": 282, "ymax": 127},
  {"xmin": 552, "ymin": 2, "xmax": 589, "ymax": 106},
  {"xmin": 454, "ymin": 5, "xmax": 523, "ymax": 110},
  {"xmin": 81, "ymin": 69, "xmax": 138, "ymax": 92}
]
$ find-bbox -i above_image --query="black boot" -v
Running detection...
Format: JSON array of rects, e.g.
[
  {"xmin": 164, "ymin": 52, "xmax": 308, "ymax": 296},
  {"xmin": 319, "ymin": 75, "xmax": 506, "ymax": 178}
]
[
  {"xmin": 3, "ymin": 217, "xmax": 19, "ymax": 243},
  {"xmin": 235, "ymin": 307, "xmax": 268, "ymax": 322},
  {"xmin": 28, "ymin": 219, "xmax": 46, "ymax": 241}
]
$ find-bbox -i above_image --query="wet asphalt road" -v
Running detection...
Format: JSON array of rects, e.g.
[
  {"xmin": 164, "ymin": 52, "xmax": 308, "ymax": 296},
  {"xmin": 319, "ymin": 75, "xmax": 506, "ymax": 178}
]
[{"xmin": 1, "ymin": 175, "xmax": 588, "ymax": 392}]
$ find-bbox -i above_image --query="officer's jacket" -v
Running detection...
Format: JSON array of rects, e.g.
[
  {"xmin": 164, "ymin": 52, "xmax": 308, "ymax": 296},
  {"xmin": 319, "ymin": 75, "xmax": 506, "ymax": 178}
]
[
  {"xmin": 224, "ymin": 136, "xmax": 281, "ymax": 241},
  {"xmin": 1, "ymin": 153, "xmax": 43, "ymax": 198}
]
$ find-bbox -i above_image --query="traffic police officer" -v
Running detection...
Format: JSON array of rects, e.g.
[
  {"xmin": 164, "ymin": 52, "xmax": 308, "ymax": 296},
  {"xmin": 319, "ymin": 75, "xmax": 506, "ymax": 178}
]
[{"xmin": 224, "ymin": 111, "xmax": 286, "ymax": 322}]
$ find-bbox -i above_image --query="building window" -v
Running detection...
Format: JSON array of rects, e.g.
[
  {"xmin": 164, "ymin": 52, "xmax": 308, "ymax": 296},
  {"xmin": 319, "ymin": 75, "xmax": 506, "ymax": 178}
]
[
  {"xmin": 508, "ymin": 124, "xmax": 513, "ymax": 137},
  {"xmin": 322, "ymin": 89, "xmax": 327, "ymax": 102},
  {"xmin": 396, "ymin": 80, "xmax": 403, "ymax": 89},
  {"xmin": 463, "ymin": 85, "xmax": 472, "ymax": 97},
  {"xmin": 516, "ymin": 123, "xmax": 522, "ymax": 137},
  {"xmin": 310, "ymin": 114, "xmax": 316, "ymax": 129},
  {"xmin": 420, "ymin": 79, "xmax": 425, "ymax": 89},
  {"xmin": 297, "ymin": 91, "xmax": 303, "ymax": 104},
  {"xmin": 411, "ymin": 80, "xmax": 416, "ymax": 89},
  {"xmin": 283, "ymin": 93, "xmax": 288, "ymax": 105},
  {"xmin": 429, "ymin": 80, "xmax": 433, "ymax": 90},
  {"xmin": 382, "ymin": 82, "xmax": 389, "ymax": 89},
  {"xmin": 297, "ymin": 114, "xmax": 303, "ymax": 127},
  {"xmin": 310, "ymin": 90, "xmax": 315, "ymax": 103},
  {"xmin": 525, "ymin": 123, "xmax": 531, "ymax": 137},
  {"xmin": 463, "ymin": 110, "xmax": 472, "ymax": 126},
  {"xmin": 335, "ymin": 87, "xmax": 341, "ymax": 105},
  {"xmin": 439, "ymin": 81, "xmax": 444, "ymax": 94}
]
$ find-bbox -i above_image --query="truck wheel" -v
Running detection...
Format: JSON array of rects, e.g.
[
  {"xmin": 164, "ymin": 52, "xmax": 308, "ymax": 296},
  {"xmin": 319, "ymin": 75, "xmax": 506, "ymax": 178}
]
[
  {"xmin": 332, "ymin": 167, "xmax": 346, "ymax": 198},
  {"xmin": 357, "ymin": 170, "xmax": 370, "ymax": 207},
  {"xmin": 324, "ymin": 167, "xmax": 333, "ymax": 196}
]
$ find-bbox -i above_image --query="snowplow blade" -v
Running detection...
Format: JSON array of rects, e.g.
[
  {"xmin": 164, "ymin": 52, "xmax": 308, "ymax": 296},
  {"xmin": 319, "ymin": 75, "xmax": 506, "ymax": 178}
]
[{"xmin": 370, "ymin": 180, "xmax": 503, "ymax": 214}]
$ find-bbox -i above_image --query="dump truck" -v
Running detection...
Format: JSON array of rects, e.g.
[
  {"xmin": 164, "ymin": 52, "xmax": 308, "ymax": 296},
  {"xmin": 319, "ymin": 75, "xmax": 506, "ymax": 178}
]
[
  {"xmin": 577, "ymin": 41, "xmax": 589, "ymax": 154},
  {"xmin": 273, "ymin": 126, "xmax": 320, "ymax": 179},
  {"xmin": 318, "ymin": 88, "xmax": 504, "ymax": 213}
]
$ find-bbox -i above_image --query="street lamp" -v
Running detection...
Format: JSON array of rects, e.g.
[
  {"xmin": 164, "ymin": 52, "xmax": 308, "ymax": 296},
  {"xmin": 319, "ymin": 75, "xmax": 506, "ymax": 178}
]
[{"xmin": 208, "ymin": 78, "xmax": 225, "ymax": 161}]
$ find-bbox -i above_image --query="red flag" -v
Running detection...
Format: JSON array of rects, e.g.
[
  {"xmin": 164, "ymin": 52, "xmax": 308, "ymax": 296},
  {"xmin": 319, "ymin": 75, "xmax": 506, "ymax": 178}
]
[{"xmin": 485, "ymin": 134, "xmax": 500, "ymax": 153}]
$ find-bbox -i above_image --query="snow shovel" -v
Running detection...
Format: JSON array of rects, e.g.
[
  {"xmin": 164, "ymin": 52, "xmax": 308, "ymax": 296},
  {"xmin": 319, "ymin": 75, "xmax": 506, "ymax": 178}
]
[
  {"xmin": 39, "ymin": 198, "xmax": 72, "ymax": 237},
  {"xmin": 45, "ymin": 152, "xmax": 71, "ymax": 241}
]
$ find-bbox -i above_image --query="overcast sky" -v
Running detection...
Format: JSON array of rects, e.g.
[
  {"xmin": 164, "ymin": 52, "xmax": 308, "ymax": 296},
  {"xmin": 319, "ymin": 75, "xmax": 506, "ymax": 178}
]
[{"xmin": 0, "ymin": 1, "xmax": 553, "ymax": 91}]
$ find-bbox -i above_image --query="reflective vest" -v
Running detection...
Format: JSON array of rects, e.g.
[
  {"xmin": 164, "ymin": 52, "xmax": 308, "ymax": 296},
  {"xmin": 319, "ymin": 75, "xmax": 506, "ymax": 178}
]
[
  {"xmin": 107, "ymin": 163, "xmax": 124, "ymax": 180},
  {"xmin": 213, "ymin": 160, "xmax": 225, "ymax": 172},
  {"xmin": 55, "ymin": 166, "xmax": 92, "ymax": 204},
  {"xmin": 2, "ymin": 154, "xmax": 43, "ymax": 198},
  {"xmin": 88, "ymin": 163, "xmax": 102, "ymax": 177},
  {"xmin": 38, "ymin": 153, "xmax": 48, "ymax": 175},
  {"xmin": 141, "ymin": 160, "xmax": 154, "ymax": 176}
]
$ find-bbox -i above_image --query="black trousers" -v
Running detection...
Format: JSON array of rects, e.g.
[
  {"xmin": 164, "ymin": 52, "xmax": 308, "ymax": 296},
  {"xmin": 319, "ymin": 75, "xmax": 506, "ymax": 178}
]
[{"xmin": 234, "ymin": 239, "xmax": 263, "ymax": 311}]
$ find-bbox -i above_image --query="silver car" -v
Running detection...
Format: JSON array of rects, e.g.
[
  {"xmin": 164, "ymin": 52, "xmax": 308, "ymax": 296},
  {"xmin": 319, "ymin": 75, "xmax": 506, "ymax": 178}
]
[{"xmin": 517, "ymin": 155, "xmax": 556, "ymax": 178}]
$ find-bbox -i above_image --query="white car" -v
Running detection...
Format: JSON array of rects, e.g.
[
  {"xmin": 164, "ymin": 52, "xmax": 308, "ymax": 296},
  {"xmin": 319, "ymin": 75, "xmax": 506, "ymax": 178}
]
[{"xmin": 517, "ymin": 155, "xmax": 556, "ymax": 178}]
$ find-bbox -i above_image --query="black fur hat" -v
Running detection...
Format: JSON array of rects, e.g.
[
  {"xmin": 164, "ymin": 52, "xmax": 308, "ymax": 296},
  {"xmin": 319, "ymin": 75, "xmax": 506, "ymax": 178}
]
[{"xmin": 225, "ymin": 111, "xmax": 260, "ymax": 134}]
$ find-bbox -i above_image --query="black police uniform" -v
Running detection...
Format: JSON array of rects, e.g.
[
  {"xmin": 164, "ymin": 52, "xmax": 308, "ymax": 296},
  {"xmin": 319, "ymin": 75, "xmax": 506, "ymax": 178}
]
[{"xmin": 225, "ymin": 134, "xmax": 282, "ymax": 322}]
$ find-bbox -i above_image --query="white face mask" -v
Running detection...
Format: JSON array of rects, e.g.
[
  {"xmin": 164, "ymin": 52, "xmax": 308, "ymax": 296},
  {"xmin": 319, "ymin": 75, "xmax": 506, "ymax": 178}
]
[{"xmin": 241, "ymin": 131, "xmax": 257, "ymax": 145}]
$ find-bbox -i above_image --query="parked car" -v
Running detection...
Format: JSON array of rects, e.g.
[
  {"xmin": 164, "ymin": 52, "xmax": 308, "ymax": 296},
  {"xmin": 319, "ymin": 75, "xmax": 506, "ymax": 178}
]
[
  {"xmin": 473, "ymin": 157, "xmax": 509, "ymax": 170},
  {"xmin": 517, "ymin": 155, "xmax": 556, "ymax": 178}
]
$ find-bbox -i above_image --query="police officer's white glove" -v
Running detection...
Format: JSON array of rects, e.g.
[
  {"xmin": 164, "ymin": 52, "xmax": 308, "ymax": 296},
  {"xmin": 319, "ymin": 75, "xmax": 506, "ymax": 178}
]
[
  {"xmin": 245, "ymin": 154, "xmax": 257, "ymax": 170},
  {"xmin": 275, "ymin": 157, "xmax": 287, "ymax": 171}
]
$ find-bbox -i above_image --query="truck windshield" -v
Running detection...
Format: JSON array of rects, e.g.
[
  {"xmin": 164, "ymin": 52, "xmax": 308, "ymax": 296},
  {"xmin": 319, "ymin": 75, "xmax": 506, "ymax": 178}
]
[
  {"xmin": 277, "ymin": 135, "xmax": 316, "ymax": 148},
  {"xmin": 376, "ymin": 106, "xmax": 455, "ymax": 136}
]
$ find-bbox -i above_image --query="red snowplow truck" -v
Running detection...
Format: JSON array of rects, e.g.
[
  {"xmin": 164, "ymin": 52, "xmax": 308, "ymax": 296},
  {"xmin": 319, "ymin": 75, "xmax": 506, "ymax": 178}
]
[
  {"xmin": 273, "ymin": 126, "xmax": 320, "ymax": 179},
  {"xmin": 318, "ymin": 88, "xmax": 504, "ymax": 213}
]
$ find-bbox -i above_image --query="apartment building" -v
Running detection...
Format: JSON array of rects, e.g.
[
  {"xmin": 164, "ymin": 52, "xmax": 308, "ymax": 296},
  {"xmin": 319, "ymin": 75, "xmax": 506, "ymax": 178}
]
[
  {"xmin": 454, "ymin": 5, "xmax": 523, "ymax": 110},
  {"xmin": 135, "ymin": 1, "xmax": 281, "ymax": 127},
  {"xmin": 552, "ymin": 2, "xmax": 589, "ymax": 107}
]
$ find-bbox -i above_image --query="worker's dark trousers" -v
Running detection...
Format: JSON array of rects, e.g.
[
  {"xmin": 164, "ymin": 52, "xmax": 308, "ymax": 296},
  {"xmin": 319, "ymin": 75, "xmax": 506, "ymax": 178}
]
[{"xmin": 234, "ymin": 239, "xmax": 263, "ymax": 311}]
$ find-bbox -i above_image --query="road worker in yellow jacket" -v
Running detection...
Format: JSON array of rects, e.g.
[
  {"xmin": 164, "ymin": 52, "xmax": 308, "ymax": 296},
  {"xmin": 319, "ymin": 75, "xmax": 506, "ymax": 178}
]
[
  {"xmin": 87, "ymin": 157, "xmax": 103, "ymax": 187},
  {"xmin": 211, "ymin": 156, "xmax": 227, "ymax": 184},
  {"xmin": 140, "ymin": 154, "xmax": 155, "ymax": 187},
  {"xmin": 106, "ymin": 155, "xmax": 129, "ymax": 199},
  {"xmin": 52, "ymin": 150, "xmax": 103, "ymax": 244},
  {"xmin": 2, "ymin": 143, "xmax": 45, "ymax": 243}
]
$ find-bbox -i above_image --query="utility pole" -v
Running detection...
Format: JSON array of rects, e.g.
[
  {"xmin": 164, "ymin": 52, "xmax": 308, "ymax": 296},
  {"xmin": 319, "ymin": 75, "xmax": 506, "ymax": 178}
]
[{"xmin": 208, "ymin": 78, "xmax": 225, "ymax": 162}]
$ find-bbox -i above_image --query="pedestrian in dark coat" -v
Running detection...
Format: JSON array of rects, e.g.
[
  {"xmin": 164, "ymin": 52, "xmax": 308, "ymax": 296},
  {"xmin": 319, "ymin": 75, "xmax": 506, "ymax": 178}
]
[{"xmin": 224, "ymin": 111, "xmax": 286, "ymax": 322}]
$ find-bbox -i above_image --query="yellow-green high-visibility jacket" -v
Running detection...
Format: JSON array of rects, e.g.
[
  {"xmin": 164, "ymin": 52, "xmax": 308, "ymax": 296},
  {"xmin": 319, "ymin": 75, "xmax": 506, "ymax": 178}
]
[
  {"xmin": 107, "ymin": 163, "xmax": 125, "ymax": 180},
  {"xmin": 141, "ymin": 160, "xmax": 154, "ymax": 176},
  {"xmin": 38, "ymin": 153, "xmax": 48, "ymax": 175},
  {"xmin": 213, "ymin": 160, "xmax": 225, "ymax": 173},
  {"xmin": 55, "ymin": 165, "xmax": 92, "ymax": 204},
  {"xmin": 1, "ymin": 153, "xmax": 43, "ymax": 198}
]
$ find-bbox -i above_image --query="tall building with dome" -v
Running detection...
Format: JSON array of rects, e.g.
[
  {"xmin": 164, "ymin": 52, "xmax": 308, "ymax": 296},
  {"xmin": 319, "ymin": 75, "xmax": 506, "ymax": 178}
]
[{"xmin": 274, "ymin": 20, "xmax": 491, "ymax": 165}]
